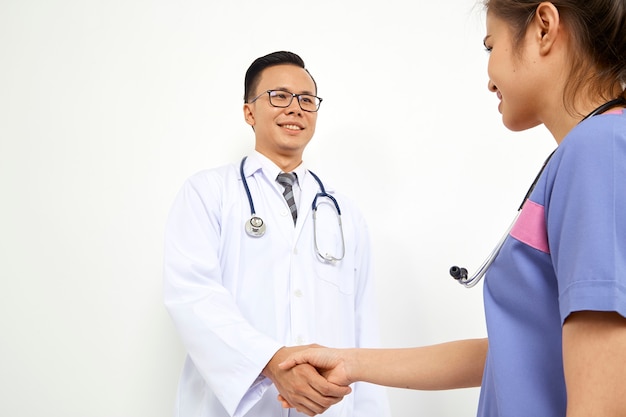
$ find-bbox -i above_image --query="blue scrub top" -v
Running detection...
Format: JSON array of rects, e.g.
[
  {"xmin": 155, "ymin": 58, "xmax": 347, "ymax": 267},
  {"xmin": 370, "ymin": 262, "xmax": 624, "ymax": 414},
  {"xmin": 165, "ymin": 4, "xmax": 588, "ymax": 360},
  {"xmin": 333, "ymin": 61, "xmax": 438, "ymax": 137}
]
[{"xmin": 478, "ymin": 109, "xmax": 626, "ymax": 417}]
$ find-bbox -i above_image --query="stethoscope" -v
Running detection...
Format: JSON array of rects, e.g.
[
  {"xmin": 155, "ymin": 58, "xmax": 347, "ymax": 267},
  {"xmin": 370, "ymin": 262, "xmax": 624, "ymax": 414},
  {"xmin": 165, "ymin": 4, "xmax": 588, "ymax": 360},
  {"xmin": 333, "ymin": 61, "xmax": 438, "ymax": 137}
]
[
  {"xmin": 240, "ymin": 156, "xmax": 346, "ymax": 262},
  {"xmin": 449, "ymin": 97, "xmax": 626, "ymax": 288}
]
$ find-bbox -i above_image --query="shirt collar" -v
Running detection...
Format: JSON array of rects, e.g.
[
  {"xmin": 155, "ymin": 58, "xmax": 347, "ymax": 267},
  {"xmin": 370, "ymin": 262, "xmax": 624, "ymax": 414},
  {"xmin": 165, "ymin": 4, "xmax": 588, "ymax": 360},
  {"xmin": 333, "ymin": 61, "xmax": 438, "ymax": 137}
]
[{"xmin": 252, "ymin": 150, "xmax": 306, "ymax": 186}]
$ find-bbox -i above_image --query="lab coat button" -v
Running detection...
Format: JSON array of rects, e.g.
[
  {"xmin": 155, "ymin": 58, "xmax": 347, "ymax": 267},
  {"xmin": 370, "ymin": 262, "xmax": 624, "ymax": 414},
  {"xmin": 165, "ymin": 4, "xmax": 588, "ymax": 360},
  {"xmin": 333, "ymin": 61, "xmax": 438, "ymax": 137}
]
[
  {"xmin": 280, "ymin": 210, "xmax": 288, "ymax": 217},
  {"xmin": 296, "ymin": 336, "xmax": 305, "ymax": 344},
  {"xmin": 294, "ymin": 289, "xmax": 303, "ymax": 297}
]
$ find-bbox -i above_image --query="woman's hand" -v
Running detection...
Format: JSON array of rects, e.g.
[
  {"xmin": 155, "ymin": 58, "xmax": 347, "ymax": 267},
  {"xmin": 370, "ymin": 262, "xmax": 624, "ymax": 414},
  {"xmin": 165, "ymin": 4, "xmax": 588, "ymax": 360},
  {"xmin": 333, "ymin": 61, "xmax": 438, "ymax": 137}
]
[{"xmin": 278, "ymin": 347, "xmax": 353, "ymax": 386}]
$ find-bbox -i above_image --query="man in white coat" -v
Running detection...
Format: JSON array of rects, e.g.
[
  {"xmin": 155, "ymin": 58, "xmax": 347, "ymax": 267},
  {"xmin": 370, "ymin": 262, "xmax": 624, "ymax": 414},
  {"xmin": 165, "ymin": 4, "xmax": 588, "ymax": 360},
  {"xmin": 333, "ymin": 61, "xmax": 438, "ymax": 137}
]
[{"xmin": 163, "ymin": 51, "xmax": 390, "ymax": 417}]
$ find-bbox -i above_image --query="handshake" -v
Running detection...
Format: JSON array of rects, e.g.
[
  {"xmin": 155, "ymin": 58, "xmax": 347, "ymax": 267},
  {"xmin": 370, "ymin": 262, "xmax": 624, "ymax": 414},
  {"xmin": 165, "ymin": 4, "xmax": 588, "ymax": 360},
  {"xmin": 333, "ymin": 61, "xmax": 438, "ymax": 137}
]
[
  {"xmin": 264, "ymin": 344, "xmax": 355, "ymax": 416},
  {"xmin": 266, "ymin": 338, "xmax": 488, "ymax": 415}
]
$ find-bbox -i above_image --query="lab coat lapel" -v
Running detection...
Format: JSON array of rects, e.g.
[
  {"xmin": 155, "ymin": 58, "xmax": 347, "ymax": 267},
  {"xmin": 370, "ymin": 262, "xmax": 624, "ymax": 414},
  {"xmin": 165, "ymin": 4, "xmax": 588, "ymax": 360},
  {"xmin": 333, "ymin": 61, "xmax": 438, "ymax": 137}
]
[{"xmin": 295, "ymin": 171, "xmax": 319, "ymax": 237}]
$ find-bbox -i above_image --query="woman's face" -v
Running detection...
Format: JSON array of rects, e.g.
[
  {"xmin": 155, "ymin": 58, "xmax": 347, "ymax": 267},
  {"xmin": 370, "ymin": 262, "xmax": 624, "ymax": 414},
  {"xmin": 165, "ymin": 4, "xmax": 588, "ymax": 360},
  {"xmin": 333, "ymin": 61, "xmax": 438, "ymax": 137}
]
[{"xmin": 484, "ymin": 12, "xmax": 544, "ymax": 132}]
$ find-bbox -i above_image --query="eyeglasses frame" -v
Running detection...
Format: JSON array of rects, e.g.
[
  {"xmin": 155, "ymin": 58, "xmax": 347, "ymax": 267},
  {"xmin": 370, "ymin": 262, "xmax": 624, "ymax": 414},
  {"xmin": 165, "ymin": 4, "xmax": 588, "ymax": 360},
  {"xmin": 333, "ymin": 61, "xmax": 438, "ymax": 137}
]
[{"xmin": 247, "ymin": 89, "xmax": 323, "ymax": 112}]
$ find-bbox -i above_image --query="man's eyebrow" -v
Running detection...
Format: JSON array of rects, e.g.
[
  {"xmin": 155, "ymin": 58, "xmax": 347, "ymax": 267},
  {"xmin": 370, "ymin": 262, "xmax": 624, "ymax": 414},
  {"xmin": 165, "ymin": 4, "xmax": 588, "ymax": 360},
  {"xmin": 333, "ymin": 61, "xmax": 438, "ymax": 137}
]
[{"xmin": 274, "ymin": 86, "xmax": 315, "ymax": 95}]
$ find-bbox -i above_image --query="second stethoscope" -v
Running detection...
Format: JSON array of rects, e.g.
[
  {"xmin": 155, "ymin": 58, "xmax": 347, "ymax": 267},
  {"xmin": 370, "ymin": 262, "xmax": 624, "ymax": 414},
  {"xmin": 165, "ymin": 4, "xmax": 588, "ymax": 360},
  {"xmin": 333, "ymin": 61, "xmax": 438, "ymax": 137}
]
[
  {"xmin": 450, "ymin": 97, "xmax": 626, "ymax": 288},
  {"xmin": 240, "ymin": 156, "xmax": 346, "ymax": 262}
]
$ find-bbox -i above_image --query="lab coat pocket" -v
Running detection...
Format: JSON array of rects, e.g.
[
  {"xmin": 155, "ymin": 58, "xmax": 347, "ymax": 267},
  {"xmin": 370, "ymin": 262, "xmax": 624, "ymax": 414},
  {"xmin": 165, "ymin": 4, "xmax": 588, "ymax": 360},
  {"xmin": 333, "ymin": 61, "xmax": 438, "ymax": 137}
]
[
  {"xmin": 314, "ymin": 262, "xmax": 355, "ymax": 295},
  {"xmin": 312, "ymin": 201, "xmax": 355, "ymax": 295},
  {"xmin": 317, "ymin": 266, "xmax": 354, "ymax": 295}
]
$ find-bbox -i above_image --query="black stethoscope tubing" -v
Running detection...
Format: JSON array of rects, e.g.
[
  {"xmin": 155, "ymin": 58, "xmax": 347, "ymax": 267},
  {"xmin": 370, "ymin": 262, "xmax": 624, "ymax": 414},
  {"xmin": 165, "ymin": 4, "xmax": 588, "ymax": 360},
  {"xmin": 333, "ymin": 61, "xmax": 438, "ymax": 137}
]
[{"xmin": 450, "ymin": 96, "xmax": 626, "ymax": 288}]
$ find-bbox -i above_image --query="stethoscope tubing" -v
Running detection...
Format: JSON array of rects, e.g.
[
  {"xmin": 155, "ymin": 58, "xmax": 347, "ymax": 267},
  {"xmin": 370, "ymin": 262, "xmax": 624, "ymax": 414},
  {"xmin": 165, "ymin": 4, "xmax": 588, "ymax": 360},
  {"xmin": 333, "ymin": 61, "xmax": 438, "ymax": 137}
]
[
  {"xmin": 450, "ymin": 97, "xmax": 626, "ymax": 288},
  {"xmin": 240, "ymin": 156, "xmax": 258, "ymax": 216},
  {"xmin": 450, "ymin": 211, "xmax": 520, "ymax": 288},
  {"xmin": 309, "ymin": 170, "xmax": 342, "ymax": 215},
  {"xmin": 239, "ymin": 156, "xmax": 345, "ymax": 262}
]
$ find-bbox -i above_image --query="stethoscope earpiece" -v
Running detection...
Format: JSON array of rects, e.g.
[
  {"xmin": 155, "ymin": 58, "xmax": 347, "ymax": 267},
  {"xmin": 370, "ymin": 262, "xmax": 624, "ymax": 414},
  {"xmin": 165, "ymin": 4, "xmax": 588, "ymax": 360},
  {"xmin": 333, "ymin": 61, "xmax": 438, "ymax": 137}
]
[
  {"xmin": 449, "ymin": 266, "xmax": 468, "ymax": 281},
  {"xmin": 245, "ymin": 216, "xmax": 266, "ymax": 237}
]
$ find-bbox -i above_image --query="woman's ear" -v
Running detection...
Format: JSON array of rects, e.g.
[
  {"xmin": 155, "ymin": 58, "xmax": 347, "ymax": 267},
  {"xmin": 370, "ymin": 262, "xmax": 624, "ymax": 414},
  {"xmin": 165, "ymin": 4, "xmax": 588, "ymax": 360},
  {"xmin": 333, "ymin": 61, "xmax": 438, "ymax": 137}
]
[{"xmin": 534, "ymin": 2, "xmax": 561, "ymax": 56}]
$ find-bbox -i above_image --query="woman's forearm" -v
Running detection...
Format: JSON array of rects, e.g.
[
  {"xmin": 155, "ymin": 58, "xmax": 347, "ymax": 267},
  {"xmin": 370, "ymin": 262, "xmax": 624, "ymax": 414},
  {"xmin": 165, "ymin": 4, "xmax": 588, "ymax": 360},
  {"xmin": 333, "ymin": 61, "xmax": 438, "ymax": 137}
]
[{"xmin": 349, "ymin": 338, "xmax": 487, "ymax": 390}]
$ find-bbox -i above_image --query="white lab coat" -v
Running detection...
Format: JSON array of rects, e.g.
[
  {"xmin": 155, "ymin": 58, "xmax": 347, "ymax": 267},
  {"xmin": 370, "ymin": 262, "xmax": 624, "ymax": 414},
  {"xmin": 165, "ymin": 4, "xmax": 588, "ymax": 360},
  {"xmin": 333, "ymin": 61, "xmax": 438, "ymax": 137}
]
[{"xmin": 163, "ymin": 152, "xmax": 390, "ymax": 417}]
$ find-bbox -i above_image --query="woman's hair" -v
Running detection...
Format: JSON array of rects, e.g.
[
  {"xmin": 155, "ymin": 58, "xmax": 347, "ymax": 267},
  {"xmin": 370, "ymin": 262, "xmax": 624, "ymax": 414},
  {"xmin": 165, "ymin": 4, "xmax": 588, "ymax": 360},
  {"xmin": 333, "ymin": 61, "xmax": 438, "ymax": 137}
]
[
  {"xmin": 243, "ymin": 51, "xmax": 317, "ymax": 103},
  {"xmin": 484, "ymin": 0, "xmax": 626, "ymax": 111}
]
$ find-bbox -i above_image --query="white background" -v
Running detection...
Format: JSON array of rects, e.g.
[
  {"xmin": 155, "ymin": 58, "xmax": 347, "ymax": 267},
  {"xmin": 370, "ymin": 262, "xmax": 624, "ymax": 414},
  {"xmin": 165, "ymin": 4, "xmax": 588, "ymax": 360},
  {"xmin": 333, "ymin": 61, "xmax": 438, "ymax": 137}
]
[{"xmin": 0, "ymin": 1, "xmax": 556, "ymax": 416}]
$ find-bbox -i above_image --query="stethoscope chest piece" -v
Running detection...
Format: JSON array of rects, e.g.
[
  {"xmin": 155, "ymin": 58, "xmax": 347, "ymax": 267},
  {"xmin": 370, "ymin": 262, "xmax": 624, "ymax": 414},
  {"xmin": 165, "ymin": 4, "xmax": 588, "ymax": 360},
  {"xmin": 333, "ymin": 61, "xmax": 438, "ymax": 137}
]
[{"xmin": 245, "ymin": 216, "xmax": 266, "ymax": 237}]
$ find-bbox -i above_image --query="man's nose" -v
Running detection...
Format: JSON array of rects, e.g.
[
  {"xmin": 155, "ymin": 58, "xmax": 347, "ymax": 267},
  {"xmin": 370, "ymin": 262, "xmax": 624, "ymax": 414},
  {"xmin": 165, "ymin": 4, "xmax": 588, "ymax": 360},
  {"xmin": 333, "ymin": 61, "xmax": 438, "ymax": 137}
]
[{"xmin": 285, "ymin": 95, "xmax": 302, "ymax": 114}]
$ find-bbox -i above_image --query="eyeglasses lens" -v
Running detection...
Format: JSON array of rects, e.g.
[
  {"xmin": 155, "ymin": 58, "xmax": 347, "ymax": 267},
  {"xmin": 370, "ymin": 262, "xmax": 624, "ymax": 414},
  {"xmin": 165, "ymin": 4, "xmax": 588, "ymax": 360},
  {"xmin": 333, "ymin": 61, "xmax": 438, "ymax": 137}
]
[{"xmin": 268, "ymin": 91, "xmax": 320, "ymax": 112}]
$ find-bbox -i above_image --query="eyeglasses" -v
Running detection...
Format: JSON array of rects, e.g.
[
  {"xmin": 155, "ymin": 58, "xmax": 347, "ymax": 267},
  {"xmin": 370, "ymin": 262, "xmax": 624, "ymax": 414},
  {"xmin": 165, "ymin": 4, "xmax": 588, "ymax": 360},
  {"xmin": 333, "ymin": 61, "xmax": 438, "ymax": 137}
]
[{"xmin": 248, "ymin": 90, "xmax": 323, "ymax": 112}]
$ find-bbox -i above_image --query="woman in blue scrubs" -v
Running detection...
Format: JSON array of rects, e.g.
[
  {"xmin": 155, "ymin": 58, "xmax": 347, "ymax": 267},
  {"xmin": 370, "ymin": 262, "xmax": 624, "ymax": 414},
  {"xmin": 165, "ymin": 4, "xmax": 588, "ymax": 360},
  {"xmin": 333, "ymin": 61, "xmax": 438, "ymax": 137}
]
[{"xmin": 278, "ymin": 2, "xmax": 626, "ymax": 416}]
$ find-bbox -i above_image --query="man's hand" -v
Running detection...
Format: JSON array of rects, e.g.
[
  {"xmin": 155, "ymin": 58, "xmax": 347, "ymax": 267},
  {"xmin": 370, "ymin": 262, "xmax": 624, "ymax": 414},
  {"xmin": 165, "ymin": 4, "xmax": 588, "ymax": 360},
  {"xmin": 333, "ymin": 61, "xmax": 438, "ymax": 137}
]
[
  {"xmin": 278, "ymin": 347, "xmax": 351, "ymax": 386},
  {"xmin": 263, "ymin": 346, "xmax": 351, "ymax": 416}
]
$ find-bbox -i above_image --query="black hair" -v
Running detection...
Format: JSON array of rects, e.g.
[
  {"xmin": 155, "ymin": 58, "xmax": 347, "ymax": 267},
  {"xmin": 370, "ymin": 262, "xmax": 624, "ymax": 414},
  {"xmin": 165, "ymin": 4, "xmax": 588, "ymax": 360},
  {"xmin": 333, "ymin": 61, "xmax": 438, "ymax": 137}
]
[
  {"xmin": 484, "ymin": 0, "xmax": 626, "ymax": 112},
  {"xmin": 243, "ymin": 51, "xmax": 317, "ymax": 102}
]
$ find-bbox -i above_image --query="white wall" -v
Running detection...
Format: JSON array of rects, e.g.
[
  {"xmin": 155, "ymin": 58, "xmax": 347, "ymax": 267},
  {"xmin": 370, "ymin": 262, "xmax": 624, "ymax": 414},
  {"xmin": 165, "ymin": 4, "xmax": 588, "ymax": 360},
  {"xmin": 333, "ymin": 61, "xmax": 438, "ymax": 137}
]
[{"xmin": 0, "ymin": 1, "xmax": 556, "ymax": 416}]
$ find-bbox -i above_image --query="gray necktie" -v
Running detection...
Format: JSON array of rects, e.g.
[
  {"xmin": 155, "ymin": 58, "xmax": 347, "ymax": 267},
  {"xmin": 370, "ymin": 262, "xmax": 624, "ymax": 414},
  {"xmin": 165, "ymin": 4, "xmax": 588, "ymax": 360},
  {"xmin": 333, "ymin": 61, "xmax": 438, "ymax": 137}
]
[{"xmin": 277, "ymin": 172, "xmax": 297, "ymax": 225}]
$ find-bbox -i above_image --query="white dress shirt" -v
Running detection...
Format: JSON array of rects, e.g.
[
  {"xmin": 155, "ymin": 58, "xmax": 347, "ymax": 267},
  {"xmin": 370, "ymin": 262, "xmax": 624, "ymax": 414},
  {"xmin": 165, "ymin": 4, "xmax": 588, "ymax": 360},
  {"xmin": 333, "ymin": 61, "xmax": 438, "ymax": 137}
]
[{"xmin": 164, "ymin": 151, "xmax": 390, "ymax": 417}]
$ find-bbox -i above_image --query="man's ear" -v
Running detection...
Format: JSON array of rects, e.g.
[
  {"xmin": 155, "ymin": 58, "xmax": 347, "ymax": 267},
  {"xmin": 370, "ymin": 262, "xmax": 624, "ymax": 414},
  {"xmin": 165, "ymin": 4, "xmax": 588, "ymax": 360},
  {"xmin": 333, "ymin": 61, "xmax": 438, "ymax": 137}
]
[
  {"xmin": 243, "ymin": 103, "xmax": 255, "ymax": 127},
  {"xmin": 534, "ymin": 2, "xmax": 561, "ymax": 56}
]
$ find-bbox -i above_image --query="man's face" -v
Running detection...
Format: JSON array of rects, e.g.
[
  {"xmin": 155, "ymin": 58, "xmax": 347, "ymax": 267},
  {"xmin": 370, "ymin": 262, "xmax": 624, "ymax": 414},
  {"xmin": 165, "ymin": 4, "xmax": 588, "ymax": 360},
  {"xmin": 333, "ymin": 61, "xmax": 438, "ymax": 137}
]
[{"xmin": 243, "ymin": 64, "xmax": 318, "ymax": 163}]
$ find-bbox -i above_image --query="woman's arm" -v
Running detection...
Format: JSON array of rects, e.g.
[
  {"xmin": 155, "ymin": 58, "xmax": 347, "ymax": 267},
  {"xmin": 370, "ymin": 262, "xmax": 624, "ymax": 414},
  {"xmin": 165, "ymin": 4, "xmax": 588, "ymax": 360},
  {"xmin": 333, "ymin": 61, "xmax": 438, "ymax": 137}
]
[
  {"xmin": 279, "ymin": 338, "xmax": 488, "ymax": 390},
  {"xmin": 562, "ymin": 311, "xmax": 626, "ymax": 417}
]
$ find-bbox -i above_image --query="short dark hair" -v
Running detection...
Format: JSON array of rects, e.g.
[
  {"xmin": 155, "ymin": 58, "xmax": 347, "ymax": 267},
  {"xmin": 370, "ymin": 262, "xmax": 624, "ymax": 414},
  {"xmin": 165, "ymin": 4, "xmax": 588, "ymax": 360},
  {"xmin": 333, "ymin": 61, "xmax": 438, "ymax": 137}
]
[{"xmin": 243, "ymin": 51, "xmax": 317, "ymax": 102}]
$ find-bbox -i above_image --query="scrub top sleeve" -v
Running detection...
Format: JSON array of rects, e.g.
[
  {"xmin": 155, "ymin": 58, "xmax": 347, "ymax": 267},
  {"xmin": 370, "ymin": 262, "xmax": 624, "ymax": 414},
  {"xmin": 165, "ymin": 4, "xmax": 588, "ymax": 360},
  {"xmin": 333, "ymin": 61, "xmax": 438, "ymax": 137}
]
[
  {"xmin": 546, "ymin": 121, "xmax": 626, "ymax": 322},
  {"xmin": 163, "ymin": 174, "xmax": 282, "ymax": 416}
]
